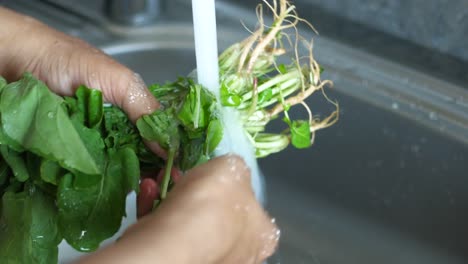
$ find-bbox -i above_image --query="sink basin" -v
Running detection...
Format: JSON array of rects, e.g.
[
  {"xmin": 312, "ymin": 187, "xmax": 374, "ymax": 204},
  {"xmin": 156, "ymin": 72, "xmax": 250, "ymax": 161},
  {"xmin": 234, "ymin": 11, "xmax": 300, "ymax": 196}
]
[{"xmin": 4, "ymin": 1, "xmax": 468, "ymax": 263}]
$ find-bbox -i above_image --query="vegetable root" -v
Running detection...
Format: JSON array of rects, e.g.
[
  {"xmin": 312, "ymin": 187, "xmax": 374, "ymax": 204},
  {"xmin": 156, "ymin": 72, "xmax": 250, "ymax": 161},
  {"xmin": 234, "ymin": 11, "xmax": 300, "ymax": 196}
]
[{"xmin": 218, "ymin": 0, "xmax": 339, "ymax": 156}]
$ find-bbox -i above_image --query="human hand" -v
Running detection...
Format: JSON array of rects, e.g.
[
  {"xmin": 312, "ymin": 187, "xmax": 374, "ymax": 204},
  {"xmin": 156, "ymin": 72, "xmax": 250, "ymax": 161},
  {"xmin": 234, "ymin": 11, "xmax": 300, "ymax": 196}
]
[
  {"xmin": 0, "ymin": 7, "xmax": 158, "ymax": 123},
  {"xmin": 77, "ymin": 155, "xmax": 279, "ymax": 264}
]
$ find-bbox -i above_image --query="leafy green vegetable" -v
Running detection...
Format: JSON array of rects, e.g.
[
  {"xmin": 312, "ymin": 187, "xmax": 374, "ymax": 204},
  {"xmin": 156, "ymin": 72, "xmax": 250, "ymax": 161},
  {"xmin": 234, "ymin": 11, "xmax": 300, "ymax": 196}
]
[
  {"xmin": 220, "ymin": 83, "xmax": 242, "ymax": 106},
  {"xmin": 137, "ymin": 109, "xmax": 180, "ymax": 150},
  {"xmin": 177, "ymin": 84, "xmax": 217, "ymax": 133},
  {"xmin": 0, "ymin": 74, "xmax": 102, "ymax": 176},
  {"xmin": 74, "ymin": 86, "xmax": 104, "ymax": 128},
  {"xmin": 290, "ymin": 120, "xmax": 312, "ymax": 149},
  {"xmin": 40, "ymin": 160, "xmax": 64, "ymax": 186},
  {"xmin": 0, "ymin": 187, "xmax": 61, "ymax": 264},
  {"xmin": 0, "ymin": 77, "xmax": 6, "ymax": 92},
  {"xmin": 0, "ymin": 159, "xmax": 9, "ymax": 187},
  {"xmin": 0, "ymin": 145, "xmax": 29, "ymax": 182},
  {"xmin": 57, "ymin": 148, "xmax": 138, "ymax": 252},
  {"xmin": 205, "ymin": 119, "xmax": 223, "ymax": 154},
  {"xmin": 180, "ymin": 139, "xmax": 209, "ymax": 171},
  {"xmin": 0, "ymin": 74, "xmax": 142, "ymax": 262}
]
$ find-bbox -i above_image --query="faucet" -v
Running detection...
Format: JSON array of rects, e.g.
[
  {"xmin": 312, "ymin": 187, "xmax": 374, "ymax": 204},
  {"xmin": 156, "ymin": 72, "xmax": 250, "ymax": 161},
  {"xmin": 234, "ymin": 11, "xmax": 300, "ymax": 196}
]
[{"xmin": 104, "ymin": 0, "xmax": 164, "ymax": 26}]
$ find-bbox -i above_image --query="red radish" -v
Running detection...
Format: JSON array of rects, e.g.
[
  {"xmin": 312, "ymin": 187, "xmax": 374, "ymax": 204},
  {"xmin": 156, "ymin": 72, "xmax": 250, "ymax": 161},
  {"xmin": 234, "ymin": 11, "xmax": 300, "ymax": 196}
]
[
  {"xmin": 137, "ymin": 178, "xmax": 159, "ymax": 219},
  {"xmin": 156, "ymin": 167, "xmax": 182, "ymax": 184}
]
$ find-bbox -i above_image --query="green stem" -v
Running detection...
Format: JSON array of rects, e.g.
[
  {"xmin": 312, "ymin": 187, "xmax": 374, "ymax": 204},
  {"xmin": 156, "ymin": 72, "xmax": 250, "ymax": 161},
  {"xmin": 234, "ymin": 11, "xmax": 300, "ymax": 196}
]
[
  {"xmin": 160, "ymin": 148, "xmax": 176, "ymax": 200},
  {"xmin": 241, "ymin": 70, "xmax": 298, "ymax": 101}
]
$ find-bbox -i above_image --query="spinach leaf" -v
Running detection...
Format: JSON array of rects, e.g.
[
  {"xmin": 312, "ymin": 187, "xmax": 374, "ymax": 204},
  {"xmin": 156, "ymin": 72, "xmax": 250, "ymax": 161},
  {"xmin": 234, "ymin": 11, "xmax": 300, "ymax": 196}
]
[
  {"xmin": 137, "ymin": 109, "xmax": 180, "ymax": 150},
  {"xmin": 0, "ymin": 77, "xmax": 6, "ymax": 92},
  {"xmin": 57, "ymin": 148, "xmax": 138, "ymax": 252},
  {"xmin": 0, "ymin": 187, "xmax": 61, "ymax": 264},
  {"xmin": 0, "ymin": 145, "xmax": 29, "ymax": 182},
  {"xmin": 103, "ymin": 106, "xmax": 140, "ymax": 151},
  {"xmin": 40, "ymin": 160, "xmax": 64, "ymax": 186},
  {"xmin": 205, "ymin": 119, "xmax": 223, "ymax": 154},
  {"xmin": 220, "ymin": 83, "xmax": 242, "ymax": 107},
  {"xmin": 0, "ymin": 73, "xmax": 103, "ymax": 176},
  {"xmin": 177, "ymin": 84, "xmax": 217, "ymax": 135},
  {"xmin": 0, "ymin": 159, "xmax": 9, "ymax": 187},
  {"xmin": 75, "ymin": 86, "xmax": 104, "ymax": 128},
  {"xmin": 180, "ymin": 138, "xmax": 206, "ymax": 171},
  {"xmin": 290, "ymin": 120, "xmax": 312, "ymax": 149},
  {"xmin": 116, "ymin": 147, "xmax": 140, "ymax": 193}
]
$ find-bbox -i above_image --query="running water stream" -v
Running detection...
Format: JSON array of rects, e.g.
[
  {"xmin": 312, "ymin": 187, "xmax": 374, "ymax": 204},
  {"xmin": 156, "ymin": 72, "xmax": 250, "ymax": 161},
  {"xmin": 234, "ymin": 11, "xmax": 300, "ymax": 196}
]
[{"xmin": 191, "ymin": 0, "xmax": 265, "ymax": 203}]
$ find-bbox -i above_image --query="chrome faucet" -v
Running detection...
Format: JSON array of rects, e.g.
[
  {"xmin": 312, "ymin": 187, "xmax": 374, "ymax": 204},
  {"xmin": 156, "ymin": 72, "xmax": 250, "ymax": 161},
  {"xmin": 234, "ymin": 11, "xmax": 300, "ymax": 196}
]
[{"xmin": 104, "ymin": 0, "xmax": 164, "ymax": 26}]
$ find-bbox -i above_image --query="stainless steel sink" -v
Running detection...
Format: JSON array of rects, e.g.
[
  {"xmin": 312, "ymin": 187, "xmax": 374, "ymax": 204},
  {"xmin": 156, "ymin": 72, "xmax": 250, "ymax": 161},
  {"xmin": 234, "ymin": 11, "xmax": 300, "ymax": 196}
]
[{"xmin": 4, "ymin": 0, "xmax": 468, "ymax": 263}]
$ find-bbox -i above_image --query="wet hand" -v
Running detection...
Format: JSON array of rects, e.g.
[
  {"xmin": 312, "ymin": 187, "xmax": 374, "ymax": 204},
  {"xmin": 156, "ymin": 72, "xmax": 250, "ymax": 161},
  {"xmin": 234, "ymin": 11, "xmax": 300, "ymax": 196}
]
[
  {"xmin": 0, "ymin": 7, "xmax": 159, "ymax": 123},
  {"xmin": 78, "ymin": 155, "xmax": 279, "ymax": 264}
]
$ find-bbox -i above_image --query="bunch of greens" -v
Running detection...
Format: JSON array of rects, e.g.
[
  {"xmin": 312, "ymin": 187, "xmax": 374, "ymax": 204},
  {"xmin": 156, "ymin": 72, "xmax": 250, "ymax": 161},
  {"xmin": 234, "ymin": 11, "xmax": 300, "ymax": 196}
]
[
  {"xmin": 0, "ymin": 74, "xmax": 143, "ymax": 263},
  {"xmin": 0, "ymin": 0, "xmax": 338, "ymax": 263},
  {"xmin": 0, "ymin": 74, "xmax": 222, "ymax": 263}
]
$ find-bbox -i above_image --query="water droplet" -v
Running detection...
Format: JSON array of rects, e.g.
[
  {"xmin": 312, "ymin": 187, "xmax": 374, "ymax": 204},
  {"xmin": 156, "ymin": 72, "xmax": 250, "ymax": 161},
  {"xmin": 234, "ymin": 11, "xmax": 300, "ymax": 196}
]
[
  {"xmin": 47, "ymin": 112, "xmax": 55, "ymax": 118},
  {"xmin": 391, "ymin": 102, "xmax": 399, "ymax": 110}
]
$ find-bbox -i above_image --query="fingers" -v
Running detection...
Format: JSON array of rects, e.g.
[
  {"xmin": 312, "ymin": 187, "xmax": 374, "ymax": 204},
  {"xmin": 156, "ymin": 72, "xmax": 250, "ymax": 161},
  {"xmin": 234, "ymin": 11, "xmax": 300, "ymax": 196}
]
[
  {"xmin": 0, "ymin": 8, "xmax": 160, "ymax": 122},
  {"xmin": 174, "ymin": 154, "xmax": 279, "ymax": 263},
  {"xmin": 83, "ymin": 155, "xmax": 279, "ymax": 264},
  {"xmin": 43, "ymin": 38, "xmax": 160, "ymax": 122}
]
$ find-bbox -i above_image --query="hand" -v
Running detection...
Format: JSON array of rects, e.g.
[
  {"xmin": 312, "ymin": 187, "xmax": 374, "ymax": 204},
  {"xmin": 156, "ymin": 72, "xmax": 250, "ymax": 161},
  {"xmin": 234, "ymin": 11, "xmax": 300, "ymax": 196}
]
[
  {"xmin": 77, "ymin": 155, "xmax": 279, "ymax": 264},
  {"xmin": 0, "ymin": 7, "xmax": 158, "ymax": 123}
]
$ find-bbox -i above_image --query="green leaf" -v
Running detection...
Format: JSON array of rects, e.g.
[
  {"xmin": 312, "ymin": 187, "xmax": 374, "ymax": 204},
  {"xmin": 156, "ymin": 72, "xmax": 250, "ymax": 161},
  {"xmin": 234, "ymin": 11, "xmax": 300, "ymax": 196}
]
[
  {"xmin": 320, "ymin": 65, "xmax": 325, "ymax": 74},
  {"xmin": 258, "ymin": 89, "xmax": 273, "ymax": 104},
  {"xmin": 103, "ymin": 106, "xmax": 140, "ymax": 150},
  {"xmin": 205, "ymin": 119, "xmax": 223, "ymax": 154},
  {"xmin": 290, "ymin": 120, "xmax": 312, "ymax": 149},
  {"xmin": 0, "ymin": 77, "xmax": 6, "ymax": 92},
  {"xmin": 177, "ymin": 84, "xmax": 215, "ymax": 131},
  {"xmin": 0, "ymin": 121, "xmax": 24, "ymax": 152},
  {"xmin": 0, "ymin": 159, "xmax": 9, "ymax": 186},
  {"xmin": 88, "ymin": 89, "xmax": 103, "ymax": 128},
  {"xmin": 115, "ymin": 147, "xmax": 140, "ymax": 193},
  {"xmin": 0, "ymin": 145, "xmax": 29, "ymax": 182},
  {"xmin": 40, "ymin": 160, "xmax": 64, "ymax": 186},
  {"xmin": 73, "ymin": 86, "xmax": 104, "ymax": 128},
  {"xmin": 0, "ymin": 73, "xmax": 103, "ymax": 176},
  {"xmin": 58, "ymin": 148, "xmax": 136, "ymax": 252},
  {"xmin": 180, "ymin": 138, "xmax": 203, "ymax": 171},
  {"xmin": 75, "ymin": 85, "xmax": 90, "ymax": 125},
  {"xmin": 137, "ymin": 109, "xmax": 180, "ymax": 150},
  {"xmin": 220, "ymin": 83, "xmax": 242, "ymax": 107},
  {"xmin": 278, "ymin": 64, "xmax": 287, "ymax": 74},
  {"xmin": 69, "ymin": 117, "xmax": 106, "ymax": 186},
  {"xmin": 0, "ymin": 188, "xmax": 61, "ymax": 264}
]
